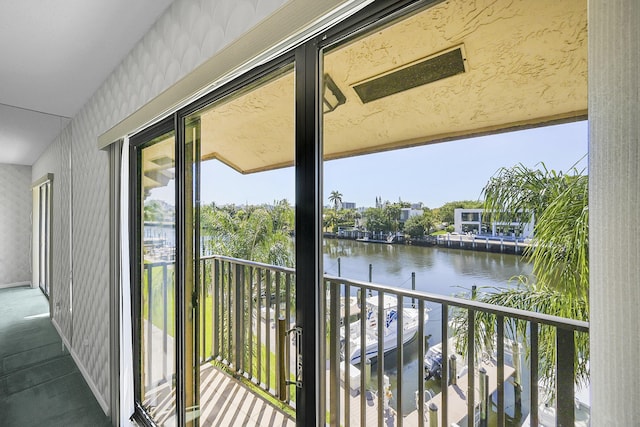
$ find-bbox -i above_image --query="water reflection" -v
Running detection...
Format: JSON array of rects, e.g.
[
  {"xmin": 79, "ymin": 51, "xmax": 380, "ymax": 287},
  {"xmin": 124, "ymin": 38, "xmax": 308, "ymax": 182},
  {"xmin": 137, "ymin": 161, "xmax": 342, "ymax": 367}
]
[
  {"xmin": 323, "ymin": 238, "xmax": 534, "ymax": 420},
  {"xmin": 323, "ymin": 238, "xmax": 532, "ymax": 296}
]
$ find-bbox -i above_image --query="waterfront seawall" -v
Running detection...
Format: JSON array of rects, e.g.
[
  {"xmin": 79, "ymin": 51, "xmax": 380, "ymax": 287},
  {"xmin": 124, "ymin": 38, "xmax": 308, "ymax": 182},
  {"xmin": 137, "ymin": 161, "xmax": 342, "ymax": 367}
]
[
  {"xmin": 324, "ymin": 232, "xmax": 529, "ymax": 255},
  {"xmin": 433, "ymin": 234, "xmax": 529, "ymax": 255}
]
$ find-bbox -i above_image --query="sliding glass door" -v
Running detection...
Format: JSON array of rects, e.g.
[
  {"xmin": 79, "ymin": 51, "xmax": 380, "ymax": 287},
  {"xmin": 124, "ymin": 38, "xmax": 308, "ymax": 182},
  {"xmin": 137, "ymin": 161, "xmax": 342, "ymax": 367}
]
[
  {"xmin": 131, "ymin": 59, "xmax": 297, "ymax": 427},
  {"xmin": 182, "ymin": 61, "xmax": 297, "ymax": 425},
  {"xmin": 129, "ymin": 2, "xmax": 437, "ymax": 425},
  {"xmin": 133, "ymin": 122, "xmax": 178, "ymax": 425}
]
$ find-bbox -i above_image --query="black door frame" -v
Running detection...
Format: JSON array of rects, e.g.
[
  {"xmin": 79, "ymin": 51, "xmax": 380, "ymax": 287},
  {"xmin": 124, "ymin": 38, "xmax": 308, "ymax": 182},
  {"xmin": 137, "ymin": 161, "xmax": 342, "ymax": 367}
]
[
  {"xmin": 293, "ymin": 2, "xmax": 435, "ymax": 423},
  {"xmin": 127, "ymin": 1, "xmax": 435, "ymax": 425},
  {"xmin": 129, "ymin": 117, "xmax": 176, "ymax": 426}
]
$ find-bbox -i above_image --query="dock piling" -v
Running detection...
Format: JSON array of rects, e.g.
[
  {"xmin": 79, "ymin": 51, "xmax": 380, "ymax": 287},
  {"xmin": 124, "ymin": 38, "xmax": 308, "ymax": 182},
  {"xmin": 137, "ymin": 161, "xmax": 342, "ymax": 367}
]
[
  {"xmin": 411, "ymin": 272, "xmax": 416, "ymax": 307},
  {"xmin": 365, "ymin": 357, "xmax": 372, "ymax": 394},
  {"xmin": 479, "ymin": 367, "xmax": 488, "ymax": 427},
  {"xmin": 428, "ymin": 402, "xmax": 438, "ymax": 426},
  {"xmin": 449, "ymin": 354, "xmax": 457, "ymax": 386},
  {"xmin": 513, "ymin": 341, "xmax": 522, "ymax": 412}
]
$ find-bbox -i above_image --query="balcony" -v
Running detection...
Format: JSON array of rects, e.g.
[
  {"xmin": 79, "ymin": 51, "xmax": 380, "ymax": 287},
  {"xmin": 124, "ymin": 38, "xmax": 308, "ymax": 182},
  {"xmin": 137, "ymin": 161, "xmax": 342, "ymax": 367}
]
[{"xmin": 142, "ymin": 256, "xmax": 589, "ymax": 426}]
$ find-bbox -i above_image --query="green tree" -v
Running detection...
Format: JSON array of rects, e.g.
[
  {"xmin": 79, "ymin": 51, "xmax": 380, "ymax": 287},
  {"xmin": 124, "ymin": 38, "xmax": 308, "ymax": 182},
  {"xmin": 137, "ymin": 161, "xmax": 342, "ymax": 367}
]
[
  {"xmin": 323, "ymin": 209, "xmax": 338, "ymax": 233},
  {"xmin": 453, "ymin": 161, "xmax": 589, "ymax": 393},
  {"xmin": 328, "ymin": 190, "xmax": 343, "ymax": 210},
  {"xmin": 483, "ymin": 163, "xmax": 588, "ymax": 299},
  {"xmin": 271, "ymin": 199, "xmax": 294, "ymax": 234},
  {"xmin": 144, "ymin": 200, "xmax": 164, "ymax": 222},
  {"xmin": 362, "ymin": 207, "xmax": 386, "ymax": 233},
  {"xmin": 422, "ymin": 208, "xmax": 435, "ymax": 234},
  {"xmin": 383, "ymin": 202, "xmax": 401, "ymax": 232},
  {"xmin": 403, "ymin": 214, "xmax": 425, "ymax": 238},
  {"xmin": 200, "ymin": 202, "xmax": 294, "ymax": 267},
  {"xmin": 336, "ymin": 208, "xmax": 356, "ymax": 230}
]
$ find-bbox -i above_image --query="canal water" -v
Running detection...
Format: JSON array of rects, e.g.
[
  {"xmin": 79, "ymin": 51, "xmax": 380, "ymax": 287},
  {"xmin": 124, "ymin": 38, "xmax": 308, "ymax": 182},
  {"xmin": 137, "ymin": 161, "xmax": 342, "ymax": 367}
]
[
  {"xmin": 323, "ymin": 238, "xmax": 532, "ymax": 295},
  {"xmin": 323, "ymin": 238, "xmax": 534, "ymax": 422}
]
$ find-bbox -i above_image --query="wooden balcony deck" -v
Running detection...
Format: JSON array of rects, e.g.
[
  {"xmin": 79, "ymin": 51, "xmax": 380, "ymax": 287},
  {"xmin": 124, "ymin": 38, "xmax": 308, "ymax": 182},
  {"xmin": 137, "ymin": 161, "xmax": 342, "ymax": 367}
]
[{"xmin": 199, "ymin": 363, "xmax": 294, "ymax": 426}]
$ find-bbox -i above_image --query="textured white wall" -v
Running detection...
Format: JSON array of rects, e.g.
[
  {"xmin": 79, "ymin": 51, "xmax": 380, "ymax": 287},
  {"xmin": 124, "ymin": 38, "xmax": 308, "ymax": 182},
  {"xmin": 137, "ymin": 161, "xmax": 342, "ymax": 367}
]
[
  {"xmin": 0, "ymin": 164, "xmax": 32, "ymax": 286},
  {"xmin": 32, "ymin": 125, "xmax": 73, "ymax": 344},
  {"xmin": 589, "ymin": 0, "xmax": 640, "ymax": 424},
  {"xmin": 31, "ymin": 0, "xmax": 289, "ymax": 413}
]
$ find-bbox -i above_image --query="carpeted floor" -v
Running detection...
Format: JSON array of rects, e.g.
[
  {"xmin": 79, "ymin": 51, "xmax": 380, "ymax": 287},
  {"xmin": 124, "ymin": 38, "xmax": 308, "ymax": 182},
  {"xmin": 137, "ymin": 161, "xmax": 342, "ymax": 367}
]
[{"xmin": 0, "ymin": 285, "xmax": 111, "ymax": 426}]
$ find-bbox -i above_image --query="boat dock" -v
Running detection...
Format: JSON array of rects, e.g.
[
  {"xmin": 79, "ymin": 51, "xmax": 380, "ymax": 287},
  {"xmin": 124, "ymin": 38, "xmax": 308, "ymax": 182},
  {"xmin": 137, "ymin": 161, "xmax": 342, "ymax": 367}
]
[
  {"xmin": 404, "ymin": 358, "xmax": 516, "ymax": 425},
  {"xmin": 332, "ymin": 361, "xmax": 397, "ymax": 426},
  {"xmin": 435, "ymin": 234, "xmax": 530, "ymax": 254}
]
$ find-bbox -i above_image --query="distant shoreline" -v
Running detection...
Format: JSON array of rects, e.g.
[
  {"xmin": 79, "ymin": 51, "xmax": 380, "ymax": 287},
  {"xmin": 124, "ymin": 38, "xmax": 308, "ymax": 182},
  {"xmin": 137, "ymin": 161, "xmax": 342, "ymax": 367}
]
[{"xmin": 324, "ymin": 232, "xmax": 529, "ymax": 255}]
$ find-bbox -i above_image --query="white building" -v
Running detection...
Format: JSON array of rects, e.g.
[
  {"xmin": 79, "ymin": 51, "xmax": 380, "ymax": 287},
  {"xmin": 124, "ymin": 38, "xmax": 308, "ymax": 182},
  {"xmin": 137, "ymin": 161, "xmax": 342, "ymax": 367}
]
[
  {"xmin": 453, "ymin": 208, "xmax": 534, "ymax": 239},
  {"xmin": 400, "ymin": 208, "xmax": 423, "ymax": 222}
]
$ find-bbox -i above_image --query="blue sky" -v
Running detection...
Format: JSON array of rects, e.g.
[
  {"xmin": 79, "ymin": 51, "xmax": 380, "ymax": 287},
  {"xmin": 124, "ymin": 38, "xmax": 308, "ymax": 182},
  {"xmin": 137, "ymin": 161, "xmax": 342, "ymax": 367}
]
[{"xmin": 151, "ymin": 120, "xmax": 588, "ymax": 209}]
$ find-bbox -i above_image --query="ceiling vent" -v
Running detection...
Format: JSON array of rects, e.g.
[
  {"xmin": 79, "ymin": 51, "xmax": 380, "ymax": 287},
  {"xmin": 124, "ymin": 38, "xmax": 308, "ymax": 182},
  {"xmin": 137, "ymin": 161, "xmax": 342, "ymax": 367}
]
[{"xmin": 352, "ymin": 45, "xmax": 467, "ymax": 104}]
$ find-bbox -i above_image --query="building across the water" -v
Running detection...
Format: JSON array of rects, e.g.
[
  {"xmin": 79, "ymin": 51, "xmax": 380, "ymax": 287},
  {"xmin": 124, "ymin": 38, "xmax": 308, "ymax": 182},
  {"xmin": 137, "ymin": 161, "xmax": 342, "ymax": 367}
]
[
  {"xmin": 453, "ymin": 208, "xmax": 534, "ymax": 239},
  {"xmin": 400, "ymin": 207, "xmax": 423, "ymax": 222}
]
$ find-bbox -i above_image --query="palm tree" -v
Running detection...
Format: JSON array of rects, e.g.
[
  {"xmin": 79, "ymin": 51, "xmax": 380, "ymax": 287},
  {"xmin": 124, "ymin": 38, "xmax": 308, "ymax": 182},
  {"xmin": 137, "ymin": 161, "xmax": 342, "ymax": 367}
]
[
  {"xmin": 453, "ymin": 160, "xmax": 589, "ymax": 392},
  {"xmin": 483, "ymin": 162, "xmax": 589, "ymax": 299},
  {"xmin": 328, "ymin": 190, "xmax": 343, "ymax": 210},
  {"xmin": 323, "ymin": 209, "xmax": 338, "ymax": 233}
]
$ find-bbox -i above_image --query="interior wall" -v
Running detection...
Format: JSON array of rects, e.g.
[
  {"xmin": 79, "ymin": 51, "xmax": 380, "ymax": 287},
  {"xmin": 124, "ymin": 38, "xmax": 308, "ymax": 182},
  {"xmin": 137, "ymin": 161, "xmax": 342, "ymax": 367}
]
[
  {"xmin": 30, "ymin": 0, "xmax": 291, "ymax": 414},
  {"xmin": 32, "ymin": 125, "xmax": 73, "ymax": 349},
  {"xmin": 589, "ymin": 0, "xmax": 640, "ymax": 423},
  {"xmin": 0, "ymin": 164, "xmax": 32, "ymax": 288}
]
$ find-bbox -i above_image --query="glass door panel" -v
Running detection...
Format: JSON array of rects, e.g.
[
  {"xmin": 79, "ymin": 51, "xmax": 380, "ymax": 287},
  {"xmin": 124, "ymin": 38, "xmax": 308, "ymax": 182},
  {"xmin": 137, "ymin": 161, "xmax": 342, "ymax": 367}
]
[
  {"xmin": 185, "ymin": 63, "xmax": 296, "ymax": 425},
  {"xmin": 183, "ymin": 118, "xmax": 199, "ymax": 425},
  {"xmin": 139, "ymin": 130, "xmax": 177, "ymax": 426},
  {"xmin": 321, "ymin": 4, "xmax": 451, "ymax": 425}
]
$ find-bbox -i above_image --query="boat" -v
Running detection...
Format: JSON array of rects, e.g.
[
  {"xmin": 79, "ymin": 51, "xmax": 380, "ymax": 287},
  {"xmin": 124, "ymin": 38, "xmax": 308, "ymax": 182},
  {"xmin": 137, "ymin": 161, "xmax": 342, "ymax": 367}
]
[
  {"xmin": 340, "ymin": 294, "xmax": 428, "ymax": 364},
  {"xmin": 424, "ymin": 343, "xmax": 445, "ymax": 380},
  {"xmin": 423, "ymin": 338, "xmax": 469, "ymax": 382},
  {"xmin": 356, "ymin": 233, "xmax": 399, "ymax": 244},
  {"xmin": 522, "ymin": 381, "xmax": 590, "ymax": 427},
  {"xmin": 424, "ymin": 335, "xmax": 521, "ymax": 381}
]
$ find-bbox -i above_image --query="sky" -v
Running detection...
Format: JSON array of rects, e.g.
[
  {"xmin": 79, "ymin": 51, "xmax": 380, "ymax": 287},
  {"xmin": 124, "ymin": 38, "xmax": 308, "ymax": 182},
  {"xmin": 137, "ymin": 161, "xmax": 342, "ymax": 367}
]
[{"xmin": 150, "ymin": 120, "xmax": 588, "ymax": 209}]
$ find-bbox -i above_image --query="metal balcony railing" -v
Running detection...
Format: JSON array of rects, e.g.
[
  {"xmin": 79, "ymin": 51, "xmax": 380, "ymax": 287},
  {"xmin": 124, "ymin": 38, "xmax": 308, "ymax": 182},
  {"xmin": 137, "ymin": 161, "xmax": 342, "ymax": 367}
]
[
  {"xmin": 142, "ymin": 261, "xmax": 175, "ymax": 391},
  {"xmin": 143, "ymin": 256, "xmax": 590, "ymax": 427},
  {"xmin": 199, "ymin": 255, "xmax": 296, "ymax": 404}
]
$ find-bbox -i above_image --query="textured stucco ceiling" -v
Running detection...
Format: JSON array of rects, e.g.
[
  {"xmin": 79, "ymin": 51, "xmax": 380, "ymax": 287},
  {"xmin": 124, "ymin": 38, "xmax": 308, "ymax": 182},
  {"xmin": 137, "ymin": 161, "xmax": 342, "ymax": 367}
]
[
  {"xmin": 141, "ymin": 135, "xmax": 176, "ymax": 194},
  {"xmin": 198, "ymin": 68, "xmax": 296, "ymax": 174},
  {"xmin": 0, "ymin": 0, "xmax": 173, "ymax": 165},
  {"xmin": 192, "ymin": 0, "xmax": 587, "ymax": 175}
]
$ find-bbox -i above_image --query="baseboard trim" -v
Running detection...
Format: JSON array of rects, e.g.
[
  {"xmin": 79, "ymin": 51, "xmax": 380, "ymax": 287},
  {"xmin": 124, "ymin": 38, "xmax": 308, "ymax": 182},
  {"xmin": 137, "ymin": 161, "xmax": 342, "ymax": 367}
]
[
  {"xmin": 0, "ymin": 281, "xmax": 31, "ymax": 289},
  {"xmin": 51, "ymin": 317, "xmax": 110, "ymax": 416}
]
